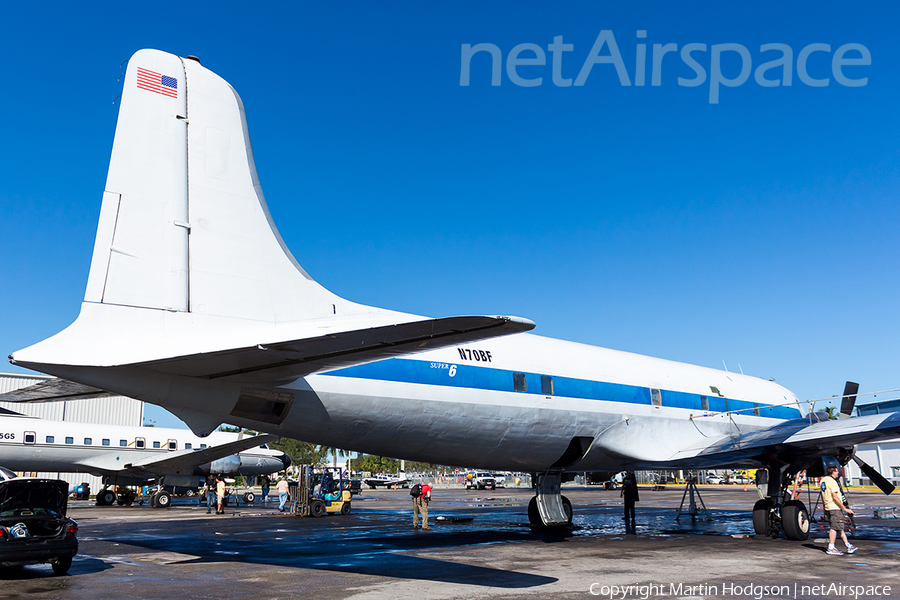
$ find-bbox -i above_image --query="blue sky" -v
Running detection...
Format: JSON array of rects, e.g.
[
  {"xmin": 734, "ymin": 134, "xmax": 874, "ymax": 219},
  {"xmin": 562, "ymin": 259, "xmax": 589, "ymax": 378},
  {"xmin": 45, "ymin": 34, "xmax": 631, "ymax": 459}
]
[{"xmin": 2, "ymin": 3, "xmax": 898, "ymax": 428}]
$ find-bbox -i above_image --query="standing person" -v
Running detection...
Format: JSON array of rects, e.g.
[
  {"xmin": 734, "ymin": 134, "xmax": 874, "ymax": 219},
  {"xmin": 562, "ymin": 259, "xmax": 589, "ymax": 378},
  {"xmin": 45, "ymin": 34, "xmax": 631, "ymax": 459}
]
[
  {"xmin": 621, "ymin": 472, "xmax": 639, "ymax": 524},
  {"xmin": 276, "ymin": 477, "xmax": 290, "ymax": 512},
  {"xmin": 412, "ymin": 481, "xmax": 432, "ymax": 529},
  {"xmin": 205, "ymin": 475, "xmax": 216, "ymax": 514},
  {"xmin": 260, "ymin": 475, "xmax": 270, "ymax": 503},
  {"xmin": 821, "ymin": 465, "xmax": 856, "ymax": 555},
  {"xmin": 216, "ymin": 475, "xmax": 226, "ymax": 515}
]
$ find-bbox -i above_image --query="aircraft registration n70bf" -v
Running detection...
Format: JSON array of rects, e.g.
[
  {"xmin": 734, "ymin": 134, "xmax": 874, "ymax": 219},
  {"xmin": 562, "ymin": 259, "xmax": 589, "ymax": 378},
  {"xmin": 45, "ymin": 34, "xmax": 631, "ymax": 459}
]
[{"xmin": 6, "ymin": 49, "xmax": 899, "ymax": 536}]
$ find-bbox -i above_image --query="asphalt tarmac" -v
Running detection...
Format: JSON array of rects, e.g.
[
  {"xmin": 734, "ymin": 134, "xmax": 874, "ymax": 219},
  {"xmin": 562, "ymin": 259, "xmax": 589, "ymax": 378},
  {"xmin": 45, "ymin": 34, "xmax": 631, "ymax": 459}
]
[{"xmin": 3, "ymin": 485, "xmax": 899, "ymax": 599}]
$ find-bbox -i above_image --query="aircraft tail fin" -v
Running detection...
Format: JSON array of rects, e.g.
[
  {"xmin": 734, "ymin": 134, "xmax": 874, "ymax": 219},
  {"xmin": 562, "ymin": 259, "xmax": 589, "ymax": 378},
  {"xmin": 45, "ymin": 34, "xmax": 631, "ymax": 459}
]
[
  {"xmin": 11, "ymin": 50, "xmax": 534, "ymax": 377},
  {"xmin": 86, "ymin": 49, "xmax": 343, "ymax": 323}
]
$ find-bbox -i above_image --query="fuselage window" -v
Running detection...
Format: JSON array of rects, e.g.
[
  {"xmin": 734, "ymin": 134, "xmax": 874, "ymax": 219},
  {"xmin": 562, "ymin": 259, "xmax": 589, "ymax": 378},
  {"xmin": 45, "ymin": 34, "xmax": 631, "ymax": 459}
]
[
  {"xmin": 102, "ymin": 439, "xmax": 110, "ymax": 446},
  {"xmin": 651, "ymin": 388, "xmax": 662, "ymax": 407},
  {"xmin": 84, "ymin": 438, "xmax": 92, "ymax": 445},
  {"xmin": 701, "ymin": 396, "xmax": 709, "ymax": 411},
  {"xmin": 541, "ymin": 375, "xmax": 554, "ymax": 396},
  {"xmin": 24, "ymin": 432, "xmax": 35, "ymax": 444},
  {"xmin": 65, "ymin": 437, "xmax": 74, "ymax": 445},
  {"xmin": 200, "ymin": 444, "xmax": 207, "ymax": 449},
  {"xmin": 168, "ymin": 440, "xmax": 177, "ymax": 450},
  {"xmin": 185, "ymin": 443, "xmax": 192, "ymax": 449},
  {"xmin": 513, "ymin": 372, "xmax": 527, "ymax": 392},
  {"xmin": 153, "ymin": 441, "xmax": 161, "ymax": 449},
  {"xmin": 119, "ymin": 439, "xmax": 127, "ymax": 447},
  {"xmin": 46, "ymin": 436, "xmax": 55, "ymax": 443},
  {"xmin": 135, "ymin": 438, "xmax": 145, "ymax": 449}
]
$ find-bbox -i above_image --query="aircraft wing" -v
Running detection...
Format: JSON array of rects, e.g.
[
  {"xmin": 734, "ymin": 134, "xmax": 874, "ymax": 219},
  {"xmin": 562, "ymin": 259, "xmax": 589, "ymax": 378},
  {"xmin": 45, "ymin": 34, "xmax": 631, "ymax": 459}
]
[
  {"xmin": 670, "ymin": 411, "xmax": 900, "ymax": 465},
  {"xmin": 74, "ymin": 434, "xmax": 278, "ymax": 476},
  {"xmin": 132, "ymin": 315, "xmax": 535, "ymax": 382},
  {"xmin": 0, "ymin": 377, "xmax": 117, "ymax": 403}
]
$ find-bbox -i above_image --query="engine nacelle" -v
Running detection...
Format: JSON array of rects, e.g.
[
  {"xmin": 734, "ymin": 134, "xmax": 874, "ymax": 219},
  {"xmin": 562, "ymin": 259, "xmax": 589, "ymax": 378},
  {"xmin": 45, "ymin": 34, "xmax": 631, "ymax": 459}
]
[{"xmin": 209, "ymin": 455, "xmax": 242, "ymax": 474}]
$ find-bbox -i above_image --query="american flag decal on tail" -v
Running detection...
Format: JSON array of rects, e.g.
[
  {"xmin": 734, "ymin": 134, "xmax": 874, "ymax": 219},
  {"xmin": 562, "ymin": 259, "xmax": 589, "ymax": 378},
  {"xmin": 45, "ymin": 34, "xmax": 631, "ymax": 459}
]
[{"xmin": 136, "ymin": 67, "xmax": 178, "ymax": 98}]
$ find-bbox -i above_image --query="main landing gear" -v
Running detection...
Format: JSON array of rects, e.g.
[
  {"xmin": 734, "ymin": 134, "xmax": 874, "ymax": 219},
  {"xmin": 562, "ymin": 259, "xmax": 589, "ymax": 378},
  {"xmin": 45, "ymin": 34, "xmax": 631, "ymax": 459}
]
[
  {"xmin": 752, "ymin": 466, "xmax": 810, "ymax": 541},
  {"xmin": 527, "ymin": 472, "xmax": 573, "ymax": 528}
]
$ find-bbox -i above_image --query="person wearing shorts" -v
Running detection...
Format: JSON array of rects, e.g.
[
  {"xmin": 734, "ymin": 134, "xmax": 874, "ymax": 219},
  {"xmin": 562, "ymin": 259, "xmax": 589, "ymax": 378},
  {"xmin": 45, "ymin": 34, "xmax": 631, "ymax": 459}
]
[{"xmin": 821, "ymin": 465, "xmax": 856, "ymax": 556}]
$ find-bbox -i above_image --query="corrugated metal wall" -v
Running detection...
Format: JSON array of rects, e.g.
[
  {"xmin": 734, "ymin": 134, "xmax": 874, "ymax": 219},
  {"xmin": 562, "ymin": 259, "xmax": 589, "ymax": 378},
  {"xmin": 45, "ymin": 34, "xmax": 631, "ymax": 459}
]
[{"xmin": 0, "ymin": 372, "xmax": 143, "ymax": 492}]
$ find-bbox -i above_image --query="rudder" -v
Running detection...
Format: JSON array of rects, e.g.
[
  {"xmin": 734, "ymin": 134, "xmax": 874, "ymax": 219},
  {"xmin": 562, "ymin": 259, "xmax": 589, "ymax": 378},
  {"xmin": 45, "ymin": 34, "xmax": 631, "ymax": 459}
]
[{"xmin": 85, "ymin": 49, "xmax": 346, "ymax": 324}]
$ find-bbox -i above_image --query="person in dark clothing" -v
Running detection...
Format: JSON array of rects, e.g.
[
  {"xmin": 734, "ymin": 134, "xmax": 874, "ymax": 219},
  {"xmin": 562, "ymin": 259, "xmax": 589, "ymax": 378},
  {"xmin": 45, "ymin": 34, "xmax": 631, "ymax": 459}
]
[
  {"xmin": 205, "ymin": 475, "xmax": 216, "ymax": 514},
  {"xmin": 621, "ymin": 472, "xmax": 639, "ymax": 524}
]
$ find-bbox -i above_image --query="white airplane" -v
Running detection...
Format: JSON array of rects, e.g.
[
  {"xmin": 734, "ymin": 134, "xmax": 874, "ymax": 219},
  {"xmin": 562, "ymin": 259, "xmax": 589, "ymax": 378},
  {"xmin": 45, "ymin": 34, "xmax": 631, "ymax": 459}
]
[
  {"xmin": 0, "ymin": 411, "xmax": 289, "ymax": 508},
  {"xmin": 362, "ymin": 473, "xmax": 410, "ymax": 490},
  {"xmin": 5, "ymin": 49, "xmax": 900, "ymax": 537}
]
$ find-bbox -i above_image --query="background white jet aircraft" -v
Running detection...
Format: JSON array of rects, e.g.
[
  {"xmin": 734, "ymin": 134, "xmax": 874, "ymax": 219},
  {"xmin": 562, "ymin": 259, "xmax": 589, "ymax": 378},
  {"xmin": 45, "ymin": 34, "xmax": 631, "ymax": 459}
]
[
  {"xmin": 0, "ymin": 412, "xmax": 288, "ymax": 508},
  {"xmin": 362, "ymin": 473, "xmax": 410, "ymax": 490},
  {"xmin": 4, "ymin": 49, "xmax": 899, "ymax": 535}
]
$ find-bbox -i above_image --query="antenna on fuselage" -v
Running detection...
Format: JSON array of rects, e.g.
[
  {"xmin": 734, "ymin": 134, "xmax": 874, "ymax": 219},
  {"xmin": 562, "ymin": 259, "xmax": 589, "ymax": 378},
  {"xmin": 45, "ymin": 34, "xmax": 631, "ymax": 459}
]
[{"xmin": 722, "ymin": 360, "xmax": 729, "ymax": 372}]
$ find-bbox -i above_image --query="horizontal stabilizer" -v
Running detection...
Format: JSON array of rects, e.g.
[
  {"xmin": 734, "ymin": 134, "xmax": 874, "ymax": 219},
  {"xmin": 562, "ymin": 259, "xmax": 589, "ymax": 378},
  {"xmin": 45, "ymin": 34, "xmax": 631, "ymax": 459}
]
[
  {"xmin": 0, "ymin": 378, "xmax": 118, "ymax": 403},
  {"xmin": 139, "ymin": 315, "xmax": 535, "ymax": 381}
]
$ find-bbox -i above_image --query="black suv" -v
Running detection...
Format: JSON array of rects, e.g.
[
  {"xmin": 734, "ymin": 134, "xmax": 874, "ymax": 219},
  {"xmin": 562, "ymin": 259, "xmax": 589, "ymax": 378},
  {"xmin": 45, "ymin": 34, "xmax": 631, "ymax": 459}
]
[{"xmin": 0, "ymin": 478, "xmax": 78, "ymax": 574}]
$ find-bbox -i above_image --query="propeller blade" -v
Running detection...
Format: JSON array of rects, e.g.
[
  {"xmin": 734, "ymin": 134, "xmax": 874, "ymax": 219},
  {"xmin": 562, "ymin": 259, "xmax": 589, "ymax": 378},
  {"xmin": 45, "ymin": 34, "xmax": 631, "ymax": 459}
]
[
  {"xmin": 840, "ymin": 381, "xmax": 859, "ymax": 417},
  {"xmin": 852, "ymin": 455, "xmax": 895, "ymax": 495}
]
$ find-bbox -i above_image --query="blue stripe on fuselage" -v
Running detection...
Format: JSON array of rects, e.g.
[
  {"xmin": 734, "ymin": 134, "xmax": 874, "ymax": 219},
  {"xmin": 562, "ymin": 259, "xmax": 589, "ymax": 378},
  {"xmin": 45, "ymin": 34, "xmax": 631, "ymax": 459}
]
[{"xmin": 320, "ymin": 359, "xmax": 802, "ymax": 420}]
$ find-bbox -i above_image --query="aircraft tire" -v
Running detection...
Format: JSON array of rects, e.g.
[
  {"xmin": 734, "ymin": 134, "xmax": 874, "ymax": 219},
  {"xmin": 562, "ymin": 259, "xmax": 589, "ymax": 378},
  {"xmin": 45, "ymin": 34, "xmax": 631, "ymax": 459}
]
[
  {"xmin": 752, "ymin": 499, "xmax": 774, "ymax": 537},
  {"xmin": 155, "ymin": 491, "xmax": 172, "ymax": 508},
  {"xmin": 527, "ymin": 495, "xmax": 574, "ymax": 527},
  {"xmin": 310, "ymin": 500, "xmax": 326, "ymax": 517},
  {"xmin": 340, "ymin": 502, "xmax": 351, "ymax": 515},
  {"xmin": 781, "ymin": 500, "xmax": 810, "ymax": 541},
  {"xmin": 561, "ymin": 495, "xmax": 573, "ymax": 525},
  {"xmin": 527, "ymin": 496, "xmax": 540, "ymax": 525},
  {"xmin": 243, "ymin": 492, "xmax": 256, "ymax": 503},
  {"xmin": 149, "ymin": 493, "xmax": 157, "ymax": 508},
  {"xmin": 97, "ymin": 490, "xmax": 116, "ymax": 506}
]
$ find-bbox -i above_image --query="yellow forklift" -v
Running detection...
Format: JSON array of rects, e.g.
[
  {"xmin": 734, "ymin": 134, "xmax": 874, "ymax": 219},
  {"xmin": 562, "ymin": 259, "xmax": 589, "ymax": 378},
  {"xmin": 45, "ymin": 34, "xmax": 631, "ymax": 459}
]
[{"xmin": 291, "ymin": 466, "xmax": 352, "ymax": 517}]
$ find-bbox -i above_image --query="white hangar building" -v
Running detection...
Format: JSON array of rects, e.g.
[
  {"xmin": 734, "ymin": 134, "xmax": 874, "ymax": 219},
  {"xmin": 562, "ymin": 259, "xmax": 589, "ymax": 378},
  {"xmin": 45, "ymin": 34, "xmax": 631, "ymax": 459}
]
[{"xmin": 0, "ymin": 371, "xmax": 144, "ymax": 492}]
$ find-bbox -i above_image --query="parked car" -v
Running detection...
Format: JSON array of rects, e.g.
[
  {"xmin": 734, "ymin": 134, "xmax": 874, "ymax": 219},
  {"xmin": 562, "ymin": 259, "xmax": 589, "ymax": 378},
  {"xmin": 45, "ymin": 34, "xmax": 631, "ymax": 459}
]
[{"xmin": 0, "ymin": 478, "xmax": 78, "ymax": 574}]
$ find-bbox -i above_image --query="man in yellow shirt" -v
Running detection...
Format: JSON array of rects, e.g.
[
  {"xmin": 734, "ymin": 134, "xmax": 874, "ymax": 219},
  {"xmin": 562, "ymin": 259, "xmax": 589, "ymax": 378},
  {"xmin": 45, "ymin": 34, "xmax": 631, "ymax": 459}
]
[{"xmin": 820, "ymin": 466, "xmax": 856, "ymax": 556}]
